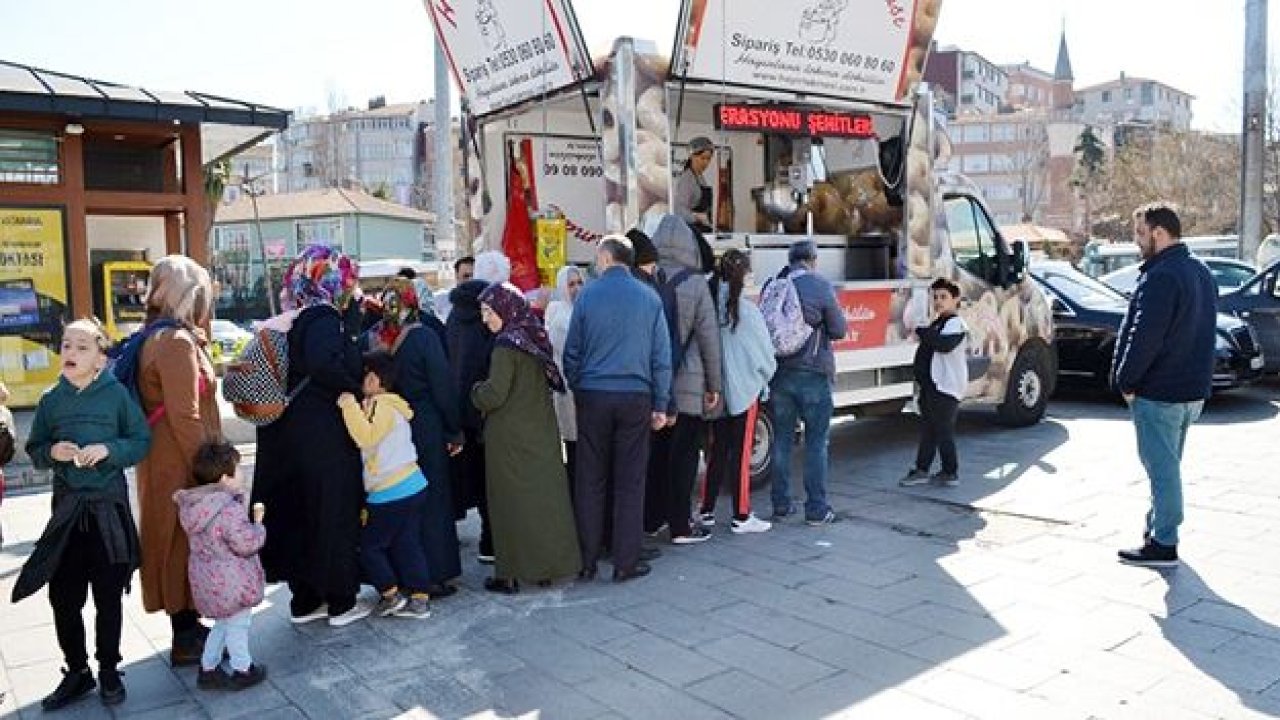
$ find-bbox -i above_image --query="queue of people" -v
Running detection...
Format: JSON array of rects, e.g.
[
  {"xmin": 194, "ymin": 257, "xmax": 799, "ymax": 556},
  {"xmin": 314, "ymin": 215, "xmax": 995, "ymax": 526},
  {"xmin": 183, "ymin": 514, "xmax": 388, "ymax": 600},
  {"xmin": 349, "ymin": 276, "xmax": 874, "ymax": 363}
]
[{"xmin": 7, "ymin": 208, "xmax": 945, "ymax": 713}]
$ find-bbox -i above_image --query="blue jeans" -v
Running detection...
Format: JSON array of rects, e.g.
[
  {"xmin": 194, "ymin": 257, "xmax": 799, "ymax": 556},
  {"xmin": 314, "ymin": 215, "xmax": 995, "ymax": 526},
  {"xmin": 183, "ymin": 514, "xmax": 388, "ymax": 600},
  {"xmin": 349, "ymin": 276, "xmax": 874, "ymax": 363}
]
[
  {"xmin": 1132, "ymin": 397, "xmax": 1202, "ymax": 546},
  {"xmin": 202, "ymin": 608, "xmax": 252, "ymax": 672},
  {"xmin": 769, "ymin": 369, "xmax": 834, "ymax": 520}
]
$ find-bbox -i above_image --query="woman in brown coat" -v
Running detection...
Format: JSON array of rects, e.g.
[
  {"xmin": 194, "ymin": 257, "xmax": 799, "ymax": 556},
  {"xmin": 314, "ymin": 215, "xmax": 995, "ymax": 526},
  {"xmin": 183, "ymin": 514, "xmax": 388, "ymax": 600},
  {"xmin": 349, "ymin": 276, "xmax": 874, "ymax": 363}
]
[{"xmin": 135, "ymin": 255, "xmax": 222, "ymax": 666}]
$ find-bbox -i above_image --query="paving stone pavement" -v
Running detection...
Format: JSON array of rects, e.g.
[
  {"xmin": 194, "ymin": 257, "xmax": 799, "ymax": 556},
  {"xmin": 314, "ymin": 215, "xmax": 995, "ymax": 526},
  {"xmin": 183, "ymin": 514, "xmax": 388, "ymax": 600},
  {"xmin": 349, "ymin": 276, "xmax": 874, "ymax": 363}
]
[{"xmin": 4, "ymin": 383, "xmax": 1280, "ymax": 719}]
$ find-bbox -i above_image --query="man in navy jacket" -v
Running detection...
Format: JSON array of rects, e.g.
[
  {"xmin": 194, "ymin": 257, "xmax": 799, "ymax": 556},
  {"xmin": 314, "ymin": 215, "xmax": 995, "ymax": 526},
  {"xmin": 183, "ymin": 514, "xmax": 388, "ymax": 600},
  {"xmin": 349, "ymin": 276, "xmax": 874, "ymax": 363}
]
[{"xmin": 1111, "ymin": 202, "xmax": 1216, "ymax": 567}]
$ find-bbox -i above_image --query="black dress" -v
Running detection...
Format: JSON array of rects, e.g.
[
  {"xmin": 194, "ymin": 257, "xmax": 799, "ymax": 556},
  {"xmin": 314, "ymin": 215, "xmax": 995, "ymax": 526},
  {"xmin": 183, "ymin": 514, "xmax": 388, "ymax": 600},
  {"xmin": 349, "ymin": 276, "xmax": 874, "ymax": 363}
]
[
  {"xmin": 386, "ymin": 324, "xmax": 464, "ymax": 585},
  {"xmin": 252, "ymin": 304, "xmax": 363, "ymax": 615}
]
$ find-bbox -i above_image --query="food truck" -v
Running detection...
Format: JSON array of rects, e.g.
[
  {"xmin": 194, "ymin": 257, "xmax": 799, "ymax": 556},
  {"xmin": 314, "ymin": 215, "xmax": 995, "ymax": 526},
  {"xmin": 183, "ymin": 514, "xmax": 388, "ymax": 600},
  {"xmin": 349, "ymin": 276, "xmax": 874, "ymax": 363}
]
[{"xmin": 425, "ymin": 0, "xmax": 1056, "ymax": 478}]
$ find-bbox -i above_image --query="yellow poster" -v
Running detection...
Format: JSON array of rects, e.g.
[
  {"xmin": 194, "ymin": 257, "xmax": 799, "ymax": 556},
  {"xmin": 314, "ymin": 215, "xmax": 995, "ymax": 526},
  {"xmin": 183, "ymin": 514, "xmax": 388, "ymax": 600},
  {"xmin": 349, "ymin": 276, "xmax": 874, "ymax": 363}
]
[
  {"xmin": 0, "ymin": 208, "xmax": 69, "ymax": 407},
  {"xmin": 535, "ymin": 217, "xmax": 567, "ymax": 287}
]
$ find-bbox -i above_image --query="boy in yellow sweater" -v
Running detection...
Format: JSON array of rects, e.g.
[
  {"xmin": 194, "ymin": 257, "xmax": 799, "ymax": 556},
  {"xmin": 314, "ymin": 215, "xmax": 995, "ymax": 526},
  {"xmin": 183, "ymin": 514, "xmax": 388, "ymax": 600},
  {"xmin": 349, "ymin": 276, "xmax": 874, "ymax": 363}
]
[{"xmin": 338, "ymin": 351, "xmax": 431, "ymax": 619}]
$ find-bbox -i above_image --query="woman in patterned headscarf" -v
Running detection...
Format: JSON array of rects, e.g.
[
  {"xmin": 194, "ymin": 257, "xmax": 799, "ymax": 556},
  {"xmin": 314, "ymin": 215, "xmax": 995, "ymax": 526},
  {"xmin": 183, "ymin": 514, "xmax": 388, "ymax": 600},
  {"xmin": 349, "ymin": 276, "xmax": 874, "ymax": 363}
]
[
  {"xmin": 251, "ymin": 245, "xmax": 370, "ymax": 627},
  {"xmin": 362, "ymin": 279, "xmax": 463, "ymax": 596},
  {"xmin": 471, "ymin": 283, "xmax": 580, "ymax": 593}
]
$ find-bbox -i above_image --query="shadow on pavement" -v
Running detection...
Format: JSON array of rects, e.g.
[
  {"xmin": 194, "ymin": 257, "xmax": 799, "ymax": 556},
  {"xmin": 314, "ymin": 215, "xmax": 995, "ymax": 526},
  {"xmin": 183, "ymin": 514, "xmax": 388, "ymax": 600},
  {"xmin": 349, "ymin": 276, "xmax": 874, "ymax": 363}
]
[{"xmin": 1155, "ymin": 563, "xmax": 1280, "ymax": 716}]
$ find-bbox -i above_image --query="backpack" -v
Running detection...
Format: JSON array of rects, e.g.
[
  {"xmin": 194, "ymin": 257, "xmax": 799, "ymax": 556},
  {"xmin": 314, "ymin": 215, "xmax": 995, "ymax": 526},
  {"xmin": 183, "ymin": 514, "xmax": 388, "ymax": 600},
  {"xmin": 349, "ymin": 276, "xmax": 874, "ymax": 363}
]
[
  {"xmin": 221, "ymin": 323, "xmax": 310, "ymax": 427},
  {"xmin": 109, "ymin": 318, "xmax": 181, "ymax": 426},
  {"xmin": 656, "ymin": 268, "xmax": 697, "ymax": 401},
  {"xmin": 759, "ymin": 268, "xmax": 815, "ymax": 357}
]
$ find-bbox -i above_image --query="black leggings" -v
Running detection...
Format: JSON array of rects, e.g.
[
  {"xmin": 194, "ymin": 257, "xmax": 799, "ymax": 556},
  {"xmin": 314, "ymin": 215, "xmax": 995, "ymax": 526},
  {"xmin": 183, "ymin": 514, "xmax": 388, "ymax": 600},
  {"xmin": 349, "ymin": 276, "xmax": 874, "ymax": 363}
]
[{"xmin": 49, "ymin": 518, "xmax": 131, "ymax": 671}]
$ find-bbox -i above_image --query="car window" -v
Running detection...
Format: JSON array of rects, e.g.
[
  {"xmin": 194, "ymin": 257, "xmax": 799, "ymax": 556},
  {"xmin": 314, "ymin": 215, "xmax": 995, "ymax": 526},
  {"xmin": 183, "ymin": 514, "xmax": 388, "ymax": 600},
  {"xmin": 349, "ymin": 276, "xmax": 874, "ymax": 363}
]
[
  {"xmin": 1042, "ymin": 269, "xmax": 1129, "ymax": 311},
  {"xmin": 1101, "ymin": 266, "xmax": 1139, "ymax": 294},
  {"xmin": 1208, "ymin": 263, "xmax": 1255, "ymax": 291}
]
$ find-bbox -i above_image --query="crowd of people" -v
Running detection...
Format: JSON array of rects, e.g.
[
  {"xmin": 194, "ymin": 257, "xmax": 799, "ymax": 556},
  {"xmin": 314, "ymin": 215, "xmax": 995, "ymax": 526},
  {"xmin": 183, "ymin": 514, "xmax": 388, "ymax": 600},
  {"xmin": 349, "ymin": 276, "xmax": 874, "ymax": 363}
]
[{"xmin": 4, "ymin": 201, "xmax": 1213, "ymax": 713}]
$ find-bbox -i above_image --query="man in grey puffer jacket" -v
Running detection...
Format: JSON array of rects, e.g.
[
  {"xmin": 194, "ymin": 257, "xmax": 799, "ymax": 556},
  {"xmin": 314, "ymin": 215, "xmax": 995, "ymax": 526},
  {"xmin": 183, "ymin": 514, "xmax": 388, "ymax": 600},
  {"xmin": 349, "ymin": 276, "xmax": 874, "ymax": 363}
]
[{"xmin": 649, "ymin": 215, "xmax": 722, "ymax": 544}]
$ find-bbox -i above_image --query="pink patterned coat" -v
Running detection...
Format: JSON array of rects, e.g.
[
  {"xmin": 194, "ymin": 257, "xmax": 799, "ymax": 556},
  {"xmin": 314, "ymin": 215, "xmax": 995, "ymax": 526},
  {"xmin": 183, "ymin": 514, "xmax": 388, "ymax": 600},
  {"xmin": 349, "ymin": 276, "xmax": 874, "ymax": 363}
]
[{"xmin": 174, "ymin": 485, "xmax": 265, "ymax": 619}]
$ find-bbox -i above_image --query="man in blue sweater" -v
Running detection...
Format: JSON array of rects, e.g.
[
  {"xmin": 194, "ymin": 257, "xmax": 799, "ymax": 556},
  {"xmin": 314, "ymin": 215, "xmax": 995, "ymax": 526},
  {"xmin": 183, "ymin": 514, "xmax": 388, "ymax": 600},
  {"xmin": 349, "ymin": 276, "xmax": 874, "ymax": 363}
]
[
  {"xmin": 769, "ymin": 240, "xmax": 849, "ymax": 525},
  {"xmin": 564, "ymin": 235, "xmax": 672, "ymax": 582},
  {"xmin": 1111, "ymin": 202, "xmax": 1216, "ymax": 567}
]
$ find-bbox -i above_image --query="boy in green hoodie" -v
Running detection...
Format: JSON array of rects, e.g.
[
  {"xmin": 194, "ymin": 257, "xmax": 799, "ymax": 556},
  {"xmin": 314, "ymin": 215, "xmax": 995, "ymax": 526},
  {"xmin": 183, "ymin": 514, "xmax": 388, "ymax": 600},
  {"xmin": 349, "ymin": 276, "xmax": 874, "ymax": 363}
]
[
  {"xmin": 12, "ymin": 319, "xmax": 152, "ymax": 711},
  {"xmin": 338, "ymin": 351, "xmax": 432, "ymax": 621}
]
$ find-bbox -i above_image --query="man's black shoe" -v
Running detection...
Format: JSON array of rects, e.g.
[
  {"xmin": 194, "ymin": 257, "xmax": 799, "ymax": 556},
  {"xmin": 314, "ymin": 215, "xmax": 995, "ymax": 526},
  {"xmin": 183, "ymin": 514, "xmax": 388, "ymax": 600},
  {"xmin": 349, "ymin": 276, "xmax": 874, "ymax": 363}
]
[
  {"xmin": 1118, "ymin": 540, "xmax": 1179, "ymax": 567},
  {"xmin": 613, "ymin": 562, "xmax": 652, "ymax": 583},
  {"xmin": 98, "ymin": 667, "xmax": 126, "ymax": 706},
  {"xmin": 41, "ymin": 667, "xmax": 95, "ymax": 711}
]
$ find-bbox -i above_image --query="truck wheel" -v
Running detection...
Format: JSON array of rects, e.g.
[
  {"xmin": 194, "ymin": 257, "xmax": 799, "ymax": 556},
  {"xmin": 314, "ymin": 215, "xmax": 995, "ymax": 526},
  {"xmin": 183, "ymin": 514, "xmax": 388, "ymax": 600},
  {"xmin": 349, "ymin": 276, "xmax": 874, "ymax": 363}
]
[
  {"xmin": 749, "ymin": 410, "xmax": 774, "ymax": 490},
  {"xmin": 997, "ymin": 344, "xmax": 1052, "ymax": 426}
]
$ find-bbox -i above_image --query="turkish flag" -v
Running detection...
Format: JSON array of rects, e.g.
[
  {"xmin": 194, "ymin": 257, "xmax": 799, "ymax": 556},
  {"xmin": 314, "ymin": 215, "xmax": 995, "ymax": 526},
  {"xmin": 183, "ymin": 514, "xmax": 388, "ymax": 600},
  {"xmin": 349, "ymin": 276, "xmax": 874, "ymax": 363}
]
[{"xmin": 502, "ymin": 140, "xmax": 541, "ymax": 292}]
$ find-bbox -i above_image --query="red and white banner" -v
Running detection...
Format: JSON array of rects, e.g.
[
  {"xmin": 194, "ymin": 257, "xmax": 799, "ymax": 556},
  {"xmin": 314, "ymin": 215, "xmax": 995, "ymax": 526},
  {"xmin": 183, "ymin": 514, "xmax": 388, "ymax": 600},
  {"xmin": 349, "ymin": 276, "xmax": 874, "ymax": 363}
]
[
  {"xmin": 424, "ymin": 0, "xmax": 594, "ymax": 117},
  {"xmin": 833, "ymin": 287, "xmax": 894, "ymax": 351}
]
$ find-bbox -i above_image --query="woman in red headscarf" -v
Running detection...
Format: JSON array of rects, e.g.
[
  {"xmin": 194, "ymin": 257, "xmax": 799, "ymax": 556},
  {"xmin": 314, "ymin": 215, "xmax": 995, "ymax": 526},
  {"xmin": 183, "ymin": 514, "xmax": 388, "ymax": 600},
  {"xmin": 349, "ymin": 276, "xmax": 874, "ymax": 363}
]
[{"xmin": 471, "ymin": 283, "xmax": 581, "ymax": 592}]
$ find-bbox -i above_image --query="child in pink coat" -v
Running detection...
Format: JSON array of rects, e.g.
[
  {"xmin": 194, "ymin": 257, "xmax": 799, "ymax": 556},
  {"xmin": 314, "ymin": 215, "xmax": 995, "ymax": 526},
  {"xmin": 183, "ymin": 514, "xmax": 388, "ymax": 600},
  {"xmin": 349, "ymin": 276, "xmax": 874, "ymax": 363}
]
[{"xmin": 174, "ymin": 442, "xmax": 267, "ymax": 691}]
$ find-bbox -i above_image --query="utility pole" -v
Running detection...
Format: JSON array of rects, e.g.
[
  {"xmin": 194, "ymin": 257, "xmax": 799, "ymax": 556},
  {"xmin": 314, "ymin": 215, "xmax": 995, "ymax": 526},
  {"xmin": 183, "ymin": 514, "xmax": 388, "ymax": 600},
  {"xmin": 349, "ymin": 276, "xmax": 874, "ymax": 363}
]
[
  {"xmin": 1240, "ymin": 0, "xmax": 1268, "ymax": 262},
  {"xmin": 433, "ymin": 38, "xmax": 456, "ymax": 277}
]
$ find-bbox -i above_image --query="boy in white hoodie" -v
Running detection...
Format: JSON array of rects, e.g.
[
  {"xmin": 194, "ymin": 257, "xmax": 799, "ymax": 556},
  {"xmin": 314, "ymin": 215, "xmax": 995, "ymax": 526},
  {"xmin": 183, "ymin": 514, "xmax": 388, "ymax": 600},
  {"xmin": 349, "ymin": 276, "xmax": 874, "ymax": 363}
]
[{"xmin": 338, "ymin": 351, "xmax": 432, "ymax": 619}]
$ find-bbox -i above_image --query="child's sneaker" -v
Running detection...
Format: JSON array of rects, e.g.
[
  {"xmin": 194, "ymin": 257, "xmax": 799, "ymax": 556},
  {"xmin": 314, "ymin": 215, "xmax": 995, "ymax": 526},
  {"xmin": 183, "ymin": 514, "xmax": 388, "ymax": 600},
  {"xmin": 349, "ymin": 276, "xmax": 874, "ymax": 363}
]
[
  {"xmin": 98, "ymin": 667, "xmax": 126, "ymax": 706},
  {"xmin": 41, "ymin": 667, "xmax": 95, "ymax": 711},
  {"xmin": 931, "ymin": 472, "xmax": 959, "ymax": 487},
  {"xmin": 730, "ymin": 514, "xmax": 772, "ymax": 534},
  {"xmin": 227, "ymin": 664, "xmax": 267, "ymax": 691},
  {"xmin": 197, "ymin": 667, "xmax": 231, "ymax": 690},
  {"xmin": 394, "ymin": 596, "xmax": 432, "ymax": 619},
  {"xmin": 898, "ymin": 468, "xmax": 931, "ymax": 487},
  {"xmin": 374, "ymin": 593, "xmax": 407, "ymax": 617}
]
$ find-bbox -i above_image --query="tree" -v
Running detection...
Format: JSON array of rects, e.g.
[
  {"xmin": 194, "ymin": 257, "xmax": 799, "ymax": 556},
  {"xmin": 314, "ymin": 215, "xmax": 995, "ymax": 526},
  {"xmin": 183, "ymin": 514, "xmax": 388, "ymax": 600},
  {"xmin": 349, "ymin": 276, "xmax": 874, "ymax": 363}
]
[
  {"xmin": 1011, "ymin": 118, "xmax": 1050, "ymax": 223},
  {"xmin": 1092, "ymin": 127, "xmax": 1241, "ymax": 239},
  {"xmin": 1265, "ymin": 58, "xmax": 1279, "ymax": 236},
  {"xmin": 1071, "ymin": 125, "xmax": 1107, "ymax": 237}
]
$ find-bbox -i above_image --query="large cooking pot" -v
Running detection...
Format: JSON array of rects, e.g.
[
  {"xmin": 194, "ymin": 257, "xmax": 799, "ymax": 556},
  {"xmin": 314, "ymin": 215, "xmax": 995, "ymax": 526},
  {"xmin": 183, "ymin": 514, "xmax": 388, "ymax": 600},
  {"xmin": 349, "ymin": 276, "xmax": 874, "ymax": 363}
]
[{"xmin": 752, "ymin": 183, "xmax": 802, "ymax": 223}]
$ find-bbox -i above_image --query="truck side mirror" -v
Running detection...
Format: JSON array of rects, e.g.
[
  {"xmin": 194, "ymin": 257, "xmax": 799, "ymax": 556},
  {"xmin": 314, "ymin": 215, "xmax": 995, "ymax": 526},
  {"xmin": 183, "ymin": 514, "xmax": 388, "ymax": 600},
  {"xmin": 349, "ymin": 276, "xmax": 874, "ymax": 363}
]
[{"xmin": 1008, "ymin": 240, "xmax": 1029, "ymax": 283}]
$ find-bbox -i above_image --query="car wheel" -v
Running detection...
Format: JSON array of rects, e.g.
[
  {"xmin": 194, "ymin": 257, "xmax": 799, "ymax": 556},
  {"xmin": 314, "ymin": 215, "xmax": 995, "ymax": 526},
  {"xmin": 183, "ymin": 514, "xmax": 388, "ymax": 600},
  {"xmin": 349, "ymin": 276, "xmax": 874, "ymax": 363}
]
[
  {"xmin": 749, "ymin": 409, "xmax": 774, "ymax": 490},
  {"xmin": 997, "ymin": 342, "xmax": 1053, "ymax": 426}
]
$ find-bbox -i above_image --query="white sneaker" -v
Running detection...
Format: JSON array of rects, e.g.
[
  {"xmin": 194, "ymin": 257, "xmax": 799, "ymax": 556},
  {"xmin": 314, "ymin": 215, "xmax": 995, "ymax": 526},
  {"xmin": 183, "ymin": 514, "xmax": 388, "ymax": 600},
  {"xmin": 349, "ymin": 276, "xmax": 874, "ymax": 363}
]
[
  {"xmin": 671, "ymin": 527, "xmax": 712, "ymax": 545},
  {"xmin": 327, "ymin": 602, "xmax": 372, "ymax": 628},
  {"xmin": 290, "ymin": 605, "xmax": 328, "ymax": 625},
  {"xmin": 730, "ymin": 514, "xmax": 772, "ymax": 534},
  {"xmin": 697, "ymin": 511, "xmax": 716, "ymax": 527}
]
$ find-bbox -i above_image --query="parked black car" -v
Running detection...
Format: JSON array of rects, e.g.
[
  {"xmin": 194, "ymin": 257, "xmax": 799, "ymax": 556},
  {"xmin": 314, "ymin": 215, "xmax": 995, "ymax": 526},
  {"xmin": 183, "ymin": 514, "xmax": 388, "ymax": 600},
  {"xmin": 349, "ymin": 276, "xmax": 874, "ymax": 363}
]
[
  {"xmin": 1030, "ymin": 262, "xmax": 1263, "ymax": 393},
  {"xmin": 1218, "ymin": 259, "xmax": 1280, "ymax": 374}
]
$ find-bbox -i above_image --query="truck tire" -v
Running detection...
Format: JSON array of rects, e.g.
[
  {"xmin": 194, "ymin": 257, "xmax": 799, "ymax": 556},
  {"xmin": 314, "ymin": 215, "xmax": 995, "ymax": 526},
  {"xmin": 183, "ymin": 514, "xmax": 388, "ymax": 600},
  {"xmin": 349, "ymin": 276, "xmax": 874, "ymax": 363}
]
[
  {"xmin": 997, "ymin": 342, "xmax": 1053, "ymax": 426},
  {"xmin": 749, "ymin": 409, "xmax": 774, "ymax": 490}
]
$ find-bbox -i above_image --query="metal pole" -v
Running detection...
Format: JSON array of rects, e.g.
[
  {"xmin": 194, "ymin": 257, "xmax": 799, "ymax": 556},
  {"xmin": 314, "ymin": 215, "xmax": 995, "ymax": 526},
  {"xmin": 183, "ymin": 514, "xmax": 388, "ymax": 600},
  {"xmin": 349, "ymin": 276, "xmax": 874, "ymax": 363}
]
[
  {"xmin": 434, "ymin": 39, "xmax": 456, "ymax": 274},
  {"xmin": 247, "ymin": 186, "xmax": 277, "ymax": 317},
  {"xmin": 1240, "ymin": 0, "xmax": 1268, "ymax": 262}
]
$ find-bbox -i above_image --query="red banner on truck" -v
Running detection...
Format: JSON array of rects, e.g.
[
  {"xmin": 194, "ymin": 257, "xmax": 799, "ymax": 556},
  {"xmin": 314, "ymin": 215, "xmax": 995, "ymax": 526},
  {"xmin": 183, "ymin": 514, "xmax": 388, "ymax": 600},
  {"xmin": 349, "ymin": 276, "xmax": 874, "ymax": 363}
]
[{"xmin": 833, "ymin": 287, "xmax": 894, "ymax": 351}]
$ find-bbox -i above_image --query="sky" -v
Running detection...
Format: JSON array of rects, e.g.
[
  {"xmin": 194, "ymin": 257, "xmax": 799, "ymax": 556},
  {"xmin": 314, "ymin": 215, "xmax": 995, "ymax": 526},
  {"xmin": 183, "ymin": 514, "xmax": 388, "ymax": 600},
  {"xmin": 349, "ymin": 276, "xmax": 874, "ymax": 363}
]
[{"xmin": 0, "ymin": 0, "xmax": 1273, "ymax": 131}]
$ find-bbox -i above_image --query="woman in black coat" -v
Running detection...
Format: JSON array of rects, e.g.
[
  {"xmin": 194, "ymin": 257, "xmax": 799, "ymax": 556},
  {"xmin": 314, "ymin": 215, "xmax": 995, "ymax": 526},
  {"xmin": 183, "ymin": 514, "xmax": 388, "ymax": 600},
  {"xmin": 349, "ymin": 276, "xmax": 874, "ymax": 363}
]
[
  {"xmin": 445, "ymin": 279, "xmax": 495, "ymax": 563},
  {"xmin": 252, "ymin": 245, "xmax": 367, "ymax": 626},
  {"xmin": 364, "ymin": 279, "xmax": 463, "ymax": 594}
]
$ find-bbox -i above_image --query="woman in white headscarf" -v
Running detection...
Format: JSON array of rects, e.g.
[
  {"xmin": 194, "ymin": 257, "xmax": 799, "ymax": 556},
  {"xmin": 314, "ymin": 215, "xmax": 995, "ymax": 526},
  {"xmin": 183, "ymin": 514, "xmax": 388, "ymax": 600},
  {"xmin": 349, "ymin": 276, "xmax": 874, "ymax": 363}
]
[{"xmin": 544, "ymin": 265, "xmax": 585, "ymax": 489}]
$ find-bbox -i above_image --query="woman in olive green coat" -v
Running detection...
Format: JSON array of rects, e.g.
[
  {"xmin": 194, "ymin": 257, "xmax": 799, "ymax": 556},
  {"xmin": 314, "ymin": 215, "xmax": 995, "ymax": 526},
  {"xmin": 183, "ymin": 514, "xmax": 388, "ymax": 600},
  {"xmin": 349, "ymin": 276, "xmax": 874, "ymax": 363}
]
[{"xmin": 471, "ymin": 283, "xmax": 581, "ymax": 593}]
